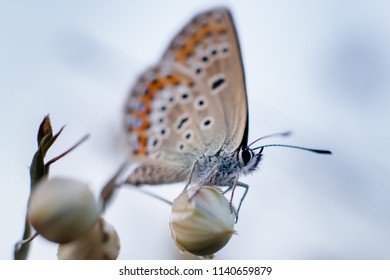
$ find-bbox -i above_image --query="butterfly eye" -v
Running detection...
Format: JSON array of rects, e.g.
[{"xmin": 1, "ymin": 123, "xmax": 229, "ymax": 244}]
[{"xmin": 239, "ymin": 148, "xmax": 254, "ymax": 166}]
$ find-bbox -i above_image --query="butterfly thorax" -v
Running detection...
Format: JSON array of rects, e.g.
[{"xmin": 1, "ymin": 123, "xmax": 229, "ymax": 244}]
[{"xmin": 193, "ymin": 148, "xmax": 262, "ymax": 186}]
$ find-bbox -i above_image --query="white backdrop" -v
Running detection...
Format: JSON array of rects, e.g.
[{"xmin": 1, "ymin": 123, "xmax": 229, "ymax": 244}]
[{"xmin": 1, "ymin": 0, "xmax": 390, "ymax": 259}]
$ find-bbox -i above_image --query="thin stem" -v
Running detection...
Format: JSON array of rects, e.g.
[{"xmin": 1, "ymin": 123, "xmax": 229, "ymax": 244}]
[
  {"xmin": 14, "ymin": 215, "xmax": 32, "ymax": 260},
  {"xmin": 124, "ymin": 184, "xmax": 173, "ymax": 206},
  {"xmin": 99, "ymin": 162, "xmax": 132, "ymax": 209},
  {"xmin": 14, "ymin": 231, "xmax": 39, "ymax": 260},
  {"xmin": 21, "ymin": 232, "xmax": 39, "ymax": 244},
  {"xmin": 45, "ymin": 134, "xmax": 90, "ymax": 167}
]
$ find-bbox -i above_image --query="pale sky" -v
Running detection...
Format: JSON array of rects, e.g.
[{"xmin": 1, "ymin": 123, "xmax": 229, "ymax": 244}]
[{"xmin": 1, "ymin": 0, "xmax": 390, "ymax": 259}]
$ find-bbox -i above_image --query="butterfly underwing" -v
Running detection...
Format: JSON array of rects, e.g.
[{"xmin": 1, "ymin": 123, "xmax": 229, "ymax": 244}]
[{"xmin": 124, "ymin": 8, "xmax": 257, "ymax": 189}]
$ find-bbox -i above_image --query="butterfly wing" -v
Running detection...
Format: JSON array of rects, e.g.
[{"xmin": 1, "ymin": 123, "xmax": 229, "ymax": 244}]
[
  {"xmin": 124, "ymin": 63, "xmax": 226, "ymax": 182},
  {"xmin": 124, "ymin": 8, "xmax": 248, "ymax": 185},
  {"xmin": 162, "ymin": 8, "xmax": 249, "ymax": 152}
]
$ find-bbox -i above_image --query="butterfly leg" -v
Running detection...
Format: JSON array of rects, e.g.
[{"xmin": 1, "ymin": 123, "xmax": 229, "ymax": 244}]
[
  {"xmin": 182, "ymin": 159, "xmax": 199, "ymax": 192},
  {"xmin": 187, "ymin": 164, "xmax": 219, "ymax": 202},
  {"xmin": 235, "ymin": 181, "xmax": 249, "ymax": 221},
  {"xmin": 224, "ymin": 179, "xmax": 249, "ymax": 223},
  {"xmin": 222, "ymin": 186, "xmax": 233, "ymax": 195}
]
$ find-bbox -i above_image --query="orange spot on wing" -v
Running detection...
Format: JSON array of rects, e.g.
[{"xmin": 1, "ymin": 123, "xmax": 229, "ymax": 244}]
[
  {"xmin": 134, "ymin": 134, "xmax": 148, "ymax": 155},
  {"xmin": 173, "ymin": 22, "xmax": 227, "ymax": 63}
]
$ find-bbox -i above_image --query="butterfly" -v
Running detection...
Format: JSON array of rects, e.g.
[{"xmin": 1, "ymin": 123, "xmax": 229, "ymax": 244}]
[{"xmin": 123, "ymin": 7, "xmax": 331, "ymax": 214}]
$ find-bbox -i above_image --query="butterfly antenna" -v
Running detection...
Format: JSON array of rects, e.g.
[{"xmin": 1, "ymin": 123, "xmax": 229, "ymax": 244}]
[
  {"xmin": 253, "ymin": 144, "xmax": 332, "ymax": 154},
  {"xmin": 248, "ymin": 131, "xmax": 292, "ymax": 147}
]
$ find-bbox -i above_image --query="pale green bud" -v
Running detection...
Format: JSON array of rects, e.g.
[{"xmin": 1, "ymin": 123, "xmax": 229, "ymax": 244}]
[
  {"xmin": 58, "ymin": 218, "xmax": 120, "ymax": 260},
  {"xmin": 28, "ymin": 177, "xmax": 101, "ymax": 244},
  {"xmin": 170, "ymin": 186, "xmax": 236, "ymax": 258}
]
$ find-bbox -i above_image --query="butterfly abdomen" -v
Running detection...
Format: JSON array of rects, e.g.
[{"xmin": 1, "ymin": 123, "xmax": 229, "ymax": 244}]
[{"xmin": 125, "ymin": 164, "xmax": 189, "ymax": 186}]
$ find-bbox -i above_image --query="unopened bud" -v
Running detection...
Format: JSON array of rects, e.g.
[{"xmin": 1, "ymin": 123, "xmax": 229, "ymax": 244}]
[
  {"xmin": 170, "ymin": 186, "xmax": 236, "ymax": 258},
  {"xmin": 58, "ymin": 218, "xmax": 120, "ymax": 260},
  {"xmin": 28, "ymin": 177, "xmax": 101, "ymax": 244}
]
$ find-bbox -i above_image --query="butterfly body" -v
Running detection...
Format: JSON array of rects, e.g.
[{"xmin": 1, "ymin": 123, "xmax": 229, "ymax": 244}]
[{"xmin": 125, "ymin": 146, "xmax": 262, "ymax": 187}]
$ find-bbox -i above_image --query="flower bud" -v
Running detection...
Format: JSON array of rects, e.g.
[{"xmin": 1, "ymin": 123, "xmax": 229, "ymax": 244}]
[
  {"xmin": 170, "ymin": 186, "xmax": 236, "ymax": 258},
  {"xmin": 58, "ymin": 218, "xmax": 120, "ymax": 260},
  {"xmin": 28, "ymin": 177, "xmax": 101, "ymax": 244}
]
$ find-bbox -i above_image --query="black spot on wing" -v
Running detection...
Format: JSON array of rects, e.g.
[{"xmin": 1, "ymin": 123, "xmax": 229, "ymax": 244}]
[
  {"xmin": 177, "ymin": 117, "xmax": 189, "ymax": 130},
  {"xmin": 211, "ymin": 78, "xmax": 225, "ymax": 90}
]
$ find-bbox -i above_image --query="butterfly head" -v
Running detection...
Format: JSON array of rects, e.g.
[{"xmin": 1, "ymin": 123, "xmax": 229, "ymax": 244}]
[{"xmin": 236, "ymin": 146, "xmax": 263, "ymax": 175}]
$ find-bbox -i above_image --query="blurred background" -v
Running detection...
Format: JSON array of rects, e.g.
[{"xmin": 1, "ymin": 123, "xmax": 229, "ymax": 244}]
[{"xmin": 1, "ymin": 0, "xmax": 389, "ymax": 259}]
